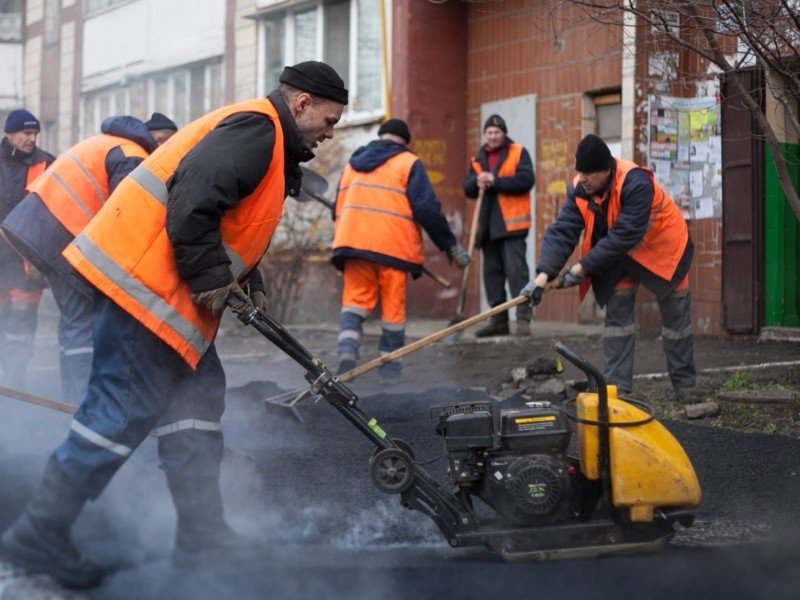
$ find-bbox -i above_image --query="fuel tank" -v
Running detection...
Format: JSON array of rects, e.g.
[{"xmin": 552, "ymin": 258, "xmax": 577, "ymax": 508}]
[{"xmin": 577, "ymin": 386, "xmax": 702, "ymax": 522}]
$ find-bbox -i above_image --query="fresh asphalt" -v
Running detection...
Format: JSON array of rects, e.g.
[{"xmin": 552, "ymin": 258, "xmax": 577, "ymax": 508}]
[{"xmin": 0, "ymin": 306, "xmax": 799, "ymax": 599}]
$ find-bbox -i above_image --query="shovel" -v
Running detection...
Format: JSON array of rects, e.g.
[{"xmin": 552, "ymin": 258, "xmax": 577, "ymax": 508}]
[
  {"xmin": 444, "ymin": 189, "xmax": 484, "ymax": 343},
  {"xmin": 296, "ymin": 166, "xmax": 335, "ymax": 209},
  {"xmin": 263, "ymin": 294, "xmax": 531, "ymax": 420}
]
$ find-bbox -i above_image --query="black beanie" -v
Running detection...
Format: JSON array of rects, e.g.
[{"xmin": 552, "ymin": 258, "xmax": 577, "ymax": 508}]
[
  {"xmin": 574, "ymin": 134, "xmax": 614, "ymax": 172},
  {"xmin": 279, "ymin": 61, "xmax": 349, "ymax": 105},
  {"xmin": 377, "ymin": 118, "xmax": 411, "ymax": 144},
  {"xmin": 144, "ymin": 112, "xmax": 177, "ymax": 131},
  {"xmin": 483, "ymin": 114, "xmax": 507, "ymax": 134},
  {"xmin": 4, "ymin": 109, "xmax": 40, "ymax": 134}
]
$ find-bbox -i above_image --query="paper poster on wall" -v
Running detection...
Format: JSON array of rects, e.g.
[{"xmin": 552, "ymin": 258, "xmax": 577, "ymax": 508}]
[{"xmin": 647, "ymin": 95, "xmax": 722, "ymax": 220}]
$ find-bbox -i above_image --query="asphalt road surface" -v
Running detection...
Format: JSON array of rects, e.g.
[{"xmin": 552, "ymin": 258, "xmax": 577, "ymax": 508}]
[{"xmin": 1, "ymin": 321, "xmax": 799, "ymax": 599}]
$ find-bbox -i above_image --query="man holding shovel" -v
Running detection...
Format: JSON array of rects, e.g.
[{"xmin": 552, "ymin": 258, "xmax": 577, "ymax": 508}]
[
  {"xmin": 463, "ymin": 114, "xmax": 535, "ymax": 337},
  {"xmin": 524, "ymin": 134, "xmax": 696, "ymax": 399},
  {"xmin": 332, "ymin": 118, "xmax": 470, "ymax": 383}
]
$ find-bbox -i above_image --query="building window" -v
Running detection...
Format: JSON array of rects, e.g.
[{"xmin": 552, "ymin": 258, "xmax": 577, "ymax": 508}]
[
  {"xmin": 82, "ymin": 87, "xmax": 130, "ymax": 136},
  {"xmin": 43, "ymin": 0, "xmax": 59, "ymax": 45},
  {"xmin": 146, "ymin": 60, "xmax": 223, "ymax": 128},
  {"xmin": 258, "ymin": 0, "xmax": 384, "ymax": 120},
  {"xmin": 0, "ymin": 0, "xmax": 23, "ymax": 42},
  {"xmin": 593, "ymin": 92, "xmax": 622, "ymax": 157}
]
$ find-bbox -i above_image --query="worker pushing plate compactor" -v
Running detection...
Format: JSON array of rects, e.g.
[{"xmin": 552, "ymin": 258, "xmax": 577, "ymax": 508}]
[{"xmin": 231, "ymin": 294, "xmax": 701, "ymax": 560}]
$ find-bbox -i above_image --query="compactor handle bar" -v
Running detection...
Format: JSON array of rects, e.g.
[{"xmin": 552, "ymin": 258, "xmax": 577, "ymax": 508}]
[{"xmin": 553, "ymin": 342, "xmax": 612, "ymax": 500}]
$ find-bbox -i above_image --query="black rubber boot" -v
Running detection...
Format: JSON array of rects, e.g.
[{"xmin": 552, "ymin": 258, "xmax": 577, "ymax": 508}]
[
  {"xmin": 0, "ymin": 456, "xmax": 104, "ymax": 588},
  {"xmin": 167, "ymin": 474, "xmax": 255, "ymax": 567},
  {"xmin": 474, "ymin": 312, "xmax": 510, "ymax": 338},
  {"xmin": 515, "ymin": 303, "xmax": 532, "ymax": 337}
]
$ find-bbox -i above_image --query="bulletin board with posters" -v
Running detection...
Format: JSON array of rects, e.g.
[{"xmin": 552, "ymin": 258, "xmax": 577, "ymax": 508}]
[{"xmin": 647, "ymin": 95, "xmax": 722, "ymax": 220}]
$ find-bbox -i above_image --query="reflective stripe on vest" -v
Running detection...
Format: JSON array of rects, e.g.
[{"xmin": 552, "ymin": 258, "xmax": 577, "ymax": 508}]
[
  {"xmin": 63, "ymin": 99, "xmax": 286, "ymax": 368},
  {"xmin": 332, "ymin": 151, "xmax": 424, "ymax": 265},
  {"xmin": 472, "ymin": 144, "xmax": 531, "ymax": 232},
  {"xmin": 573, "ymin": 158, "xmax": 689, "ymax": 300},
  {"xmin": 28, "ymin": 135, "xmax": 148, "ymax": 236}
]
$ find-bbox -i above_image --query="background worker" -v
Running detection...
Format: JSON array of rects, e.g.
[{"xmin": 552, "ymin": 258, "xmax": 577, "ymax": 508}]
[
  {"xmin": 463, "ymin": 114, "xmax": 535, "ymax": 337},
  {"xmin": 524, "ymin": 134, "xmax": 696, "ymax": 399},
  {"xmin": 0, "ymin": 61, "xmax": 348, "ymax": 588},
  {"xmin": 1, "ymin": 115, "xmax": 159, "ymax": 404},
  {"xmin": 332, "ymin": 118, "xmax": 470, "ymax": 382},
  {"xmin": 144, "ymin": 112, "xmax": 178, "ymax": 146},
  {"xmin": 0, "ymin": 110, "xmax": 55, "ymax": 389}
]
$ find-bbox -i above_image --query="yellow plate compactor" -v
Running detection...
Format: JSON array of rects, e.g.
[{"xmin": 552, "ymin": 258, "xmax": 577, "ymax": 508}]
[{"xmin": 234, "ymin": 301, "xmax": 701, "ymax": 560}]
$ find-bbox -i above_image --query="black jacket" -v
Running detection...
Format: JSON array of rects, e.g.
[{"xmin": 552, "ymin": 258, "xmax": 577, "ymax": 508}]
[
  {"xmin": 166, "ymin": 91, "xmax": 313, "ymax": 294},
  {"xmin": 0, "ymin": 137, "xmax": 55, "ymax": 287},
  {"xmin": 462, "ymin": 139, "xmax": 534, "ymax": 246}
]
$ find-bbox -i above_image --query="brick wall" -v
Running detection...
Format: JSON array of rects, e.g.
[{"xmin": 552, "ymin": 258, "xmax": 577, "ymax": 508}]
[{"xmin": 466, "ymin": 0, "xmax": 622, "ymax": 324}]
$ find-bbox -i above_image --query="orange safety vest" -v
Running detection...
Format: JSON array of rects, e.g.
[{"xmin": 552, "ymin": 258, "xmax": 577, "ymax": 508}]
[
  {"xmin": 25, "ymin": 161, "xmax": 47, "ymax": 187},
  {"xmin": 27, "ymin": 134, "xmax": 149, "ymax": 237},
  {"xmin": 333, "ymin": 151, "xmax": 425, "ymax": 265},
  {"xmin": 573, "ymin": 158, "xmax": 689, "ymax": 300},
  {"xmin": 471, "ymin": 143, "xmax": 531, "ymax": 232},
  {"xmin": 63, "ymin": 99, "xmax": 285, "ymax": 368}
]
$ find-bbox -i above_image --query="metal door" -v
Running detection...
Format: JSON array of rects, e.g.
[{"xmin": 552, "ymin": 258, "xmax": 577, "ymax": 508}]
[{"xmin": 721, "ymin": 69, "xmax": 764, "ymax": 333}]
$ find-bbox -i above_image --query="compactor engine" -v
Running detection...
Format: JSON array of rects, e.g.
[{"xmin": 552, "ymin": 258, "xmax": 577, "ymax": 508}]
[{"xmin": 432, "ymin": 401, "xmax": 584, "ymax": 526}]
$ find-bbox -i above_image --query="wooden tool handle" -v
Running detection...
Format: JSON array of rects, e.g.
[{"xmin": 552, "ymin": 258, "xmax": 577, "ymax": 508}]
[{"xmin": 339, "ymin": 295, "xmax": 529, "ymax": 382}]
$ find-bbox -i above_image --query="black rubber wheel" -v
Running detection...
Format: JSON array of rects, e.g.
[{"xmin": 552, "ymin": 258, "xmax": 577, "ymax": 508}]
[
  {"xmin": 373, "ymin": 438, "xmax": 415, "ymax": 461},
  {"xmin": 370, "ymin": 448, "xmax": 414, "ymax": 494}
]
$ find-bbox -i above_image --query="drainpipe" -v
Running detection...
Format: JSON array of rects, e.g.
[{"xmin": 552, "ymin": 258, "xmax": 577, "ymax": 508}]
[{"xmin": 621, "ymin": 3, "xmax": 636, "ymax": 159}]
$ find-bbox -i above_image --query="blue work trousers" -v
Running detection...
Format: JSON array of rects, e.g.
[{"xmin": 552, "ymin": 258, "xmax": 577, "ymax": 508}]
[
  {"xmin": 54, "ymin": 291, "xmax": 226, "ymax": 499},
  {"xmin": 46, "ymin": 269, "xmax": 94, "ymax": 405},
  {"xmin": 603, "ymin": 285, "xmax": 696, "ymax": 392}
]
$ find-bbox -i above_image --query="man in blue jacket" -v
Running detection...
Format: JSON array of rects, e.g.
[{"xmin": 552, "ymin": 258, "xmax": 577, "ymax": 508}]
[
  {"xmin": 2, "ymin": 116, "xmax": 158, "ymax": 403},
  {"xmin": 332, "ymin": 119, "xmax": 469, "ymax": 381}
]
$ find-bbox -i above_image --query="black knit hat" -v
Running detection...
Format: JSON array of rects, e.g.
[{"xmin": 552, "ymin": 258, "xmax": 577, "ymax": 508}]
[
  {"xmin": 279, "ymin": 61, "xmax": 349, "ymax": 105},
  {"xmin": 144, "ymin": 112, "xmax": 177, "ymax": 131},
  {"xmin": 377, "ymin": 118, "xmax": 411, "ymax": 144},
  {"xmin": 4, "ymin": 109, "xmax": 40, "ymax": 133},
  {"xmin": 574, "ymin": 134, "xmax": 614, "ymax": 172},
  {"xmin": 483, "ymin": 114, "xmax": 507, "ymax": 134}
]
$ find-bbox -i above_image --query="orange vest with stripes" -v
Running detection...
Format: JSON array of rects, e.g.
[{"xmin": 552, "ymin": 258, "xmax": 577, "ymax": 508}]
[
  {"xmin": 27, "ymin": 134, "xmax": 149, "ymax": 236},
  {"xmin": 333, "ymin": 151, "xmax": 425, "ymax": 265},
  {"xmin": 573, "ymin": 158, "xmax": 689, "ymax": 300},
  {"xmin": 63, "ymin": 99, "xmax": 285, "ymax": 368},
  {"xmin": 472, "ymin": 143, "xmax": 531, "ymax": 232}
]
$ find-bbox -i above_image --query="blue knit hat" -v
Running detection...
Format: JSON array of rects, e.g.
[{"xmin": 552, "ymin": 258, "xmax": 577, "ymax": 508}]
[{"xmin": 4, "ymin": 109, "xmax": 40, "ymax": 134}]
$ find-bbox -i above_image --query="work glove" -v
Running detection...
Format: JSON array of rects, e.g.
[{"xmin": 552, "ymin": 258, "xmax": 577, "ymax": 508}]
[
  {"xmin": 191, "ymin": 281, "xmax": 247, "ymax": 317},
  {"xmin": 520, "ymin": 281, "xmax": 545, "ymax": 306},
  {"xmin": 559, "ymin": 265, "xmax": 587, "ymax": 289},
  {"xmin": 447, "ymin": 244, "xmax": 471, "ymax": 269},
  {"xmin": 250, "ymin": 289, "xmax": 268, "ymax": 314}
]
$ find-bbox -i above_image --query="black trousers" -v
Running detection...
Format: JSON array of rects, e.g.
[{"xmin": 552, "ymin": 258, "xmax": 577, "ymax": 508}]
[{"xmin": 481, "ymin": 236, "xmax": 530, "ymax": 307}]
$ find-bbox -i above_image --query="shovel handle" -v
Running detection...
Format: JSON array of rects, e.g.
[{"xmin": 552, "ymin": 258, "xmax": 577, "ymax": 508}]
[{"xmin": 454, "ymin": 190, "xmax": 484, "ymax": 317}]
